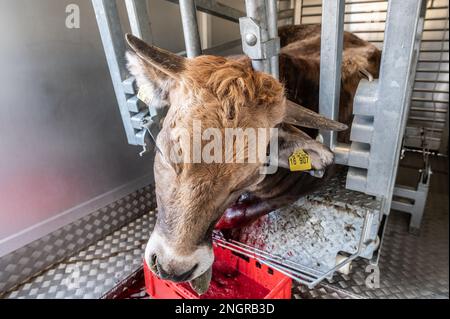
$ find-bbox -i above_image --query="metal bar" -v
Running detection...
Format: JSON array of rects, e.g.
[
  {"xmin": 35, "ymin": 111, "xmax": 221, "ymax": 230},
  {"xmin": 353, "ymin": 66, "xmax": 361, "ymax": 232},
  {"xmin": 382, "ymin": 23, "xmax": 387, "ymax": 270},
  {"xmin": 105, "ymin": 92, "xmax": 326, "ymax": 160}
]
[
  {"xmin": 177, "ymin": 39, "xmax": 242, "ymax": 57},
  {"xmin": 439, "ymin": 109, "xmax": 449, "ymax": 154},
  {"xmin": 410, "ymin": 107, "xmax": 448, "ymax": 113},
  {"xmin": 199, "ymin": 11, "xmax": 212, "ymax": 49},
  {"xmin": 165, "ymin": 0, "xmax": 245, "ymax": 23},
  {"xmin": 302, "ymin": 10, "xmax": 386, "ymax": 17},
  {"xmin": 403, "ymin": 147, "xmax": 447, "ymax": 157},
  {"xmin": 125, "ymin": 0, "xmax": 153, "ymax": 44},
  {"xmin": 415, "ymin": 78, "xmax": 448, "ymax": 83},
  {"xmin": 413, "ymin": 88, "xmax": 449, "ymax": 93},
  {"xmin": 179, "ymin": 0, "xmax": 202, "ymax": 58},
  {"xmin": 412, "ymin": 97, "xmax": 449, "ymax": 104},
  {"xmin": 418, "ymin": 59, "xmax": 450, "ymax": 63},
  {"xmin": 367, "ymin": 0, "xmax": 423, "ymax": 197},
  {"xmin": 318, "ymin": 0, "xmax": 345, "ymax": 150},
  {"xmin": 352, "ymin": 29, "xmax": 450, "ymax": 36},
  {"xmin": 213, "ymin": 210, "xmax": 376, "ymax": 289},
  {"xmin": 334, "ymin": 143, "xmax": 351, "ymax": 165},
  {"xmin": 266, "ymin": 0, "xmax": 279, "ymax": 79},
  {"xmin": 409, "ymin": 116, "xmax": 446, "ymax": 123},
  {"xmin": 92, "ymin": 0, "xmax": 137, "ymax": 145},
  {"xmin": 416, "ymin": 69, "xmax": 450, "ymax": 73},
  {"xmin": 293, "ymin": 0, "xmax": 302, "ymax": 25},
  {"xmin": 202, "ymin": 39, "xmax": 242, "ymax": 55},
  {"xmin": 278, "ymin": 8, "xmax": 294, "ymax": 20},
  {"xmin": 244, "ymin": 0, "xmax": 272, "ymax": 73},
  {"xmin": 213, "ymin": 237, "xmax": 321, "ymax": 281},
  {"xmin": 302, "ymin": 0, "xmax": 386, "ymax": 8}
]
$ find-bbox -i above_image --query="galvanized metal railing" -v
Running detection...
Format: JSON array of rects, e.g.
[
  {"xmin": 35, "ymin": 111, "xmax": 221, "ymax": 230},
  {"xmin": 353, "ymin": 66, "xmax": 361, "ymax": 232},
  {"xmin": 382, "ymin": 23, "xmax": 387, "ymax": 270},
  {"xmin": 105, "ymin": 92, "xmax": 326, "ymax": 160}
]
[{"xmin": 213, "ymin": 210, "xmax": 376, "ymax": 289}]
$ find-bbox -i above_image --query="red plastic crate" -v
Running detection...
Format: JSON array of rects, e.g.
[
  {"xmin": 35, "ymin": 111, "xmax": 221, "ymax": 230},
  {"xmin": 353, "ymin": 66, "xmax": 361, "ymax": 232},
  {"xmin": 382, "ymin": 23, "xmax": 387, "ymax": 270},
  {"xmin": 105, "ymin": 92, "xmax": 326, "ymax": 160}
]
[{"xmin": 144, "ymin": 244, "xmax": 292, "ymax": 299}]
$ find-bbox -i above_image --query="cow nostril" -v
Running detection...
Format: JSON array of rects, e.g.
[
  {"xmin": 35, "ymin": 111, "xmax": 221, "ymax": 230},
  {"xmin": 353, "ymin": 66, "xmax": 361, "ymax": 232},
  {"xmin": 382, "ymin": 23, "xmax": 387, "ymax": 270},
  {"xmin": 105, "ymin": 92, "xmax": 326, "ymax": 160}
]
[
  {"xmin": 156, "ymin": 263, "xmax": 199, "ymax": 283},
  {"xmin": 149, "ymin": 254, "xmax": 158, "ymax": 272}
]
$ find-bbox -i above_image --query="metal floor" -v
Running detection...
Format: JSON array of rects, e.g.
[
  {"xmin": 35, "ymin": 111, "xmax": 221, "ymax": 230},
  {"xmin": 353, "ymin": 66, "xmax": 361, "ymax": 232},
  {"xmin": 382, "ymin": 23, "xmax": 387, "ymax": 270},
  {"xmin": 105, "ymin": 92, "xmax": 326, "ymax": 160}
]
[
  {"xmin": 2, "ymin": 156, "xmax": 448, "ymax": 299},
  {"xmin": 2, "ymin": 214, "xmax": 156, "ymax": 299},
  {"xmin": 296, "ymin": 155, "xmax": 449, "ymax": 299}
]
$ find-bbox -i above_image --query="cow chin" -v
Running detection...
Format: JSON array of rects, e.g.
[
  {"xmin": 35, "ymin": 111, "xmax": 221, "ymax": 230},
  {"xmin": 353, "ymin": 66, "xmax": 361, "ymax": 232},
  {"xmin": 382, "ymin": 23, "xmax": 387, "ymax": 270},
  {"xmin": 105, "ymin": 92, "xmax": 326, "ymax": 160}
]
[{"xmin": 189, "ymin": 266, "xmax": 213, "ymax": 295}]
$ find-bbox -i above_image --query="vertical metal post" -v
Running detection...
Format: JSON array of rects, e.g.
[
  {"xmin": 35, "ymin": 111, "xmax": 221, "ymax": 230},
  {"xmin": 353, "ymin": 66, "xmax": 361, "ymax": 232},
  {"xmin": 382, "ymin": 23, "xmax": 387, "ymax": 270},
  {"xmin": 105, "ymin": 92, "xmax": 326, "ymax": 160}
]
[
  {"xmin": 293, "ymin": 0, "xmax": 302, "ymax": 25},
  {"xmin": 266, "ymin": 0, "xmax": 279, "ymax": 79},
  {"xmin": 199, "ymin": 12, "xmax": 212, "ymax": 50},
  {"xmin": 347, "ymin": 0, "xmax": 424, "ymax": 201},
  {"xmin": 179, "ymin": 0, "xmax": 202, "ymax": 58},
  {"xmin": 369, "ymin": 0, "xmax": 424, "ymax": 199},
  {"xmin": 318, "ymin": 0, "xmax": 345, "ymax": 150},
  {"xmin": 244, "ymin": 0, "xmax": 272, "ymax": 73},
  {"xmin": 125, "ymin": 0, "xmax": 153, "ymax": 44},
  {"xmin": 440, "ymin": 110, "xmax": 449, "ymax": 154},
  {"xmin": 92, "ymin": 0, "xmax": 137, "ymax": 145}
]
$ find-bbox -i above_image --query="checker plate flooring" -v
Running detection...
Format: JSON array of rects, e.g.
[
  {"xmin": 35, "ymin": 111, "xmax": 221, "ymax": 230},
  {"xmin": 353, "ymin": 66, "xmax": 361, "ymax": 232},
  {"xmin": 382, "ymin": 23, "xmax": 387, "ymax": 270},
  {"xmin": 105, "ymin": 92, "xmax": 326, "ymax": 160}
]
[{"xmin": 2, "ymin": 156, "xmax": 448, "ymax": 299}]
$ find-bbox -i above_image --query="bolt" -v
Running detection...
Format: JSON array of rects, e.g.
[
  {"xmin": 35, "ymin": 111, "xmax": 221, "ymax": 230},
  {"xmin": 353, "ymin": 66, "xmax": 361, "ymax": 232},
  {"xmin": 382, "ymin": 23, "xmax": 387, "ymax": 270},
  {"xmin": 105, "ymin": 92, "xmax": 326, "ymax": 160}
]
[{"xmin": 245, "ymin": 33, "xmax": 258, "ymax": 46}]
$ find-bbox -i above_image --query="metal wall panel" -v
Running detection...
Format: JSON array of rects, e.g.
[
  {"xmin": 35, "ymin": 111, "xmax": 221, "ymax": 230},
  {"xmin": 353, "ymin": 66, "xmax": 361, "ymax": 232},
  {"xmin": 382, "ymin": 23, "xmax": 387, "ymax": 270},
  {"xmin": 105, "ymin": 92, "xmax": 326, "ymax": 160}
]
[
  {"xmin": 297, "ymin": 0, "xmax": 449, "ymax": 153},
  {"xmin": 0, "ymin": 0, "xmax": 153, "ymax": 250}
]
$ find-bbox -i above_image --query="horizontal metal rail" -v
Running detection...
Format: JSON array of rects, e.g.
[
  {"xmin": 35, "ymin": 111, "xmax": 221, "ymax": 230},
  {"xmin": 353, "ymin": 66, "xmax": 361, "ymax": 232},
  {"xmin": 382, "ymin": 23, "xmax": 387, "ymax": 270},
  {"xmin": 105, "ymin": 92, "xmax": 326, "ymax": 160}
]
[
  {"xmin": 411, "ymin": 107, "xmax": 448, "ymax": 113},
  {"xmin": 165, "ymin": 0, "xmax": 245, "ymax": 23},
  {"xmin": 409, "ymin": 116, "xmax": 446, "ymax": 123}
]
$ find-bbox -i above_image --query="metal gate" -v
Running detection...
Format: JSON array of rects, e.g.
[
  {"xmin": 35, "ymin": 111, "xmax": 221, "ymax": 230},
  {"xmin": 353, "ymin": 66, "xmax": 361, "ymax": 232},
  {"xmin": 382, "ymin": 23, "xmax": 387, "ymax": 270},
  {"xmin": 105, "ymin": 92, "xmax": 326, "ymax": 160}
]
[{"xmin": 297, "ymin": 0, "xmax": 449, "ymax": 153}]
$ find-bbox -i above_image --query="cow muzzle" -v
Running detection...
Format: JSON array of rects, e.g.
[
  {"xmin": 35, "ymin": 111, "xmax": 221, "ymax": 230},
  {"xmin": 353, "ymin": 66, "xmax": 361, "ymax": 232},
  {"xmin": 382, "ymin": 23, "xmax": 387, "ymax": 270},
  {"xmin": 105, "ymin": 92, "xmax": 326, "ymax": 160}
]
[{"xmin": 144, "ymin": 230, "xmax": 214, "ymax": 294}]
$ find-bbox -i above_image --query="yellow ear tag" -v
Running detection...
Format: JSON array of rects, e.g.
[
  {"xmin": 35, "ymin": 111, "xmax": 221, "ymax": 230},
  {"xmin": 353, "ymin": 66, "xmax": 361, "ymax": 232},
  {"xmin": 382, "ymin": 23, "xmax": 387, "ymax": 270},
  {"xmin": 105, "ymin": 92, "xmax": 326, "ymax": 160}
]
[
  {"xmin": 289, "ymin": 149, "xmax": 312, "ymax": 172},
  {"xmin": 137, "ymin": 85, "xmax": 153, "ymax": 105}
]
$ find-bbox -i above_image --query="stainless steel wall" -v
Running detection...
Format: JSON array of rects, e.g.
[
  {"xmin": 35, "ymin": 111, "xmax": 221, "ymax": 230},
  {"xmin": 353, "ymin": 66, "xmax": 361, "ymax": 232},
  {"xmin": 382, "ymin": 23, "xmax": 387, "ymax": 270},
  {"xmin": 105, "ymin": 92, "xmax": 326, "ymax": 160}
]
[{"xmin": 0, "ymin": 0, "xmax": 161, "ymax": 250}]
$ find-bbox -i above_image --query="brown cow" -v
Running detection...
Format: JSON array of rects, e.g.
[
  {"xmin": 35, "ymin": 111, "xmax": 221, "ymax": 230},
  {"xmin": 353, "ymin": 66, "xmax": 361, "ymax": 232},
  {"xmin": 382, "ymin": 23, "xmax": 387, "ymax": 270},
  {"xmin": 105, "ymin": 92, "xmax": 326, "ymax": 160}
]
[
  {"xmin": 125, "ymin": 25, "xmax": 380, "ymax": 293},
  {"xmin": 217, "ymin": 25, "xmax": 381, "ymax": 230},
  {"xmin": 279, "ymin": 25, "xmax": 381, "ymax": 143}
]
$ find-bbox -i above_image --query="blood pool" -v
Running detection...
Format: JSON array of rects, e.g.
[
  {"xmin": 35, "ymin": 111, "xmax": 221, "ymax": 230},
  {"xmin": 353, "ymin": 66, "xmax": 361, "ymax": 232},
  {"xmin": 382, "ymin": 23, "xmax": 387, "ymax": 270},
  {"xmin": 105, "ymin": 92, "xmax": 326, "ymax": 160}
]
[{"xmin": 180, "ymin": 260, "xmax": 269, "ymax": 299}]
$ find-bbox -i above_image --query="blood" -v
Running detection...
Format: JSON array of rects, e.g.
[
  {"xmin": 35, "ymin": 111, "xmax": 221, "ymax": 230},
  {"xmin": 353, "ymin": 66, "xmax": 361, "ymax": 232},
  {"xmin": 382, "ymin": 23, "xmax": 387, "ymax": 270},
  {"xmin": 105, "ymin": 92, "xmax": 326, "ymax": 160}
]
[
  {"xmin": 179, "ymin": 260, "xmax": 269, "ymax": 299},
  {"xmin": 215, "ymin": 198, "xmax": 274, "ymax": 231}
]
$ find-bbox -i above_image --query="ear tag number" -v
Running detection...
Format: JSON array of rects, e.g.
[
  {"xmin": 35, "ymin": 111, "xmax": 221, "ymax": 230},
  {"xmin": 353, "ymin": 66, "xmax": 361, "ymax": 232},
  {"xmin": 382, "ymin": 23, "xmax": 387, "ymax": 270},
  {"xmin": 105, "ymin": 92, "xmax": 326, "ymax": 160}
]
[
  {"xmin": 137, "ymin": 85, "xmax": 153, "ymax": 105},
  {"xmin": 289, "ymin": 149, "xmax": 312, "ymax": 172}
]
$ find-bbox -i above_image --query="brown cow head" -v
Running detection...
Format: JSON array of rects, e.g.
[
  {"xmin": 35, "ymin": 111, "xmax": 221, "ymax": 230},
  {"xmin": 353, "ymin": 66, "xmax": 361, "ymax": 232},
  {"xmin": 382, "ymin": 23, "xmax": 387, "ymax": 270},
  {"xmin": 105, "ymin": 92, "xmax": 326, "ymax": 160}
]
[{"xmin": 125, "ymin": 34, "xmax": 347, "ymax": 292}]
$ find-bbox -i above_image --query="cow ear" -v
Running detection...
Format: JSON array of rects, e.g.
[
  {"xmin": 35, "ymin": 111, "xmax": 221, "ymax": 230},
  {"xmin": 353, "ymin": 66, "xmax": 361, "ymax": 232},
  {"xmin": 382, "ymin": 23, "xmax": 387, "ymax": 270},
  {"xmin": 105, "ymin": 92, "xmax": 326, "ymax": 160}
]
[
  {"xmin": 276, "ymin": 124, "xmax": 335, "ymax": 171},
  {"xmin": 283, "ymin": 100, "xmax": 348, "ymax": 131},
  {"xmin": 125, "ymin": 33, "xmax": 186, "ymax": 80}
]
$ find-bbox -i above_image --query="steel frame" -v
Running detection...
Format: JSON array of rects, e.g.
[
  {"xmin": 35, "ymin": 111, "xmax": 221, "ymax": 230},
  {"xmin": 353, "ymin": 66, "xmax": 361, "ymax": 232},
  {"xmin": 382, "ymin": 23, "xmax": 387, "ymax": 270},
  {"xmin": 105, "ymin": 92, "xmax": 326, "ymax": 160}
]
[
  {"xmin": 92, "ymin": 0, "xmax": 428, "ymax": 287},
  {"xmin": 392, "ymin": 161, "xmax": 432, "ymax": 234}
]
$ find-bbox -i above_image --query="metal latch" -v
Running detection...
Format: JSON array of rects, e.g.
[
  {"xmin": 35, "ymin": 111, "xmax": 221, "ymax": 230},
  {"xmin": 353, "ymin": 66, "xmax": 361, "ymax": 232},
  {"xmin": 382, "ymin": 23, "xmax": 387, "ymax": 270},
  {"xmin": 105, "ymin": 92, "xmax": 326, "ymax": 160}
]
[{"xmin": 239, "ymin": 17, "xmax": 280, "ymax": 60}]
